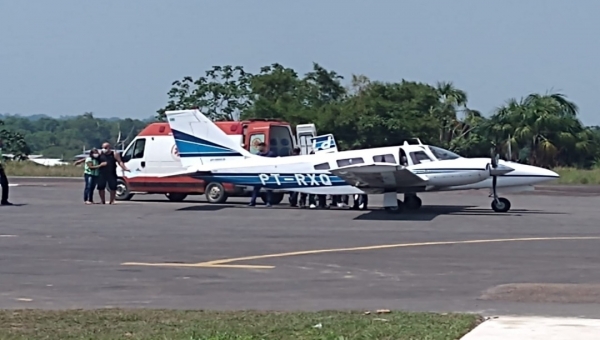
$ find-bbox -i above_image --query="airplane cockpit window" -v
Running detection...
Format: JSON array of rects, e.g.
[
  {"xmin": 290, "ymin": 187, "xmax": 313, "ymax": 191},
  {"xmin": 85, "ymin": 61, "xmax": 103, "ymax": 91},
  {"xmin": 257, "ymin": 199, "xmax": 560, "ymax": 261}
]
[
  {"xmin": 336, "ymin": 157, "xmax": 365, "ymax": 167},
  {"xmin": 314, "ymin": 162, "xmax": 331, "ymax": 170},
  {"xmin": 409, "ymin": 151, "xmax": 433, "ymax": 165},
  {"xmin": 427, "ymin": 145, "xmax": 461, "ymax": 160},
  {"xmin": 373, "ymin": 154, "xmax": 396, "ymax": 163}
]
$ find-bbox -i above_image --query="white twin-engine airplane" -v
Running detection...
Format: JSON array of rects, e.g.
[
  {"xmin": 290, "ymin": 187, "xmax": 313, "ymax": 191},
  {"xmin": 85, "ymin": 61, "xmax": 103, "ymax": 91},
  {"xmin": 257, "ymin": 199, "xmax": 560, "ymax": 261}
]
[{"xmin": 163, "ymin": 109, "xmax": 559, "ymax": 213}]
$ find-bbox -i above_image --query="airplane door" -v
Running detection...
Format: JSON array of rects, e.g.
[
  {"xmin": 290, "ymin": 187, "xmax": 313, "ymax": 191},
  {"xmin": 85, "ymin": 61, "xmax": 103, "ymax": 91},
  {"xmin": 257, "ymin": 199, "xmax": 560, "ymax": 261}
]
[
  {"xmin": 399, "ymin": 147, "xmax": 409, "ymax": 166},
  {"xmin": 121, "ymin": 138, "xmax": 147, "ymax": 191}
]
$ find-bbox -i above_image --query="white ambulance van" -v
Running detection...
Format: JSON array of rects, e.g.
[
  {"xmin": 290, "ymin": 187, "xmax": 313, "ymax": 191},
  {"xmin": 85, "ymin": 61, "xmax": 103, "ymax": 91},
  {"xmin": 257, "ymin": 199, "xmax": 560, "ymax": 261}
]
[{"xmin": 113, "ymin": 120, "xmax": 317, "ymax": 204}]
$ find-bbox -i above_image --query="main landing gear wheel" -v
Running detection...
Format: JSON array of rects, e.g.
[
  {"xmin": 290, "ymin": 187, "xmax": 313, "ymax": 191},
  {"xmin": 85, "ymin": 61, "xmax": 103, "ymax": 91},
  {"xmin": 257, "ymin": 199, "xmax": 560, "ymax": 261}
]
[
  {"xmin": 384, "ymin": 199, "xmax": 404, "ymax": 213},
  {"xmin": 261, "ymin": 192, "xmax": 284, "ymax": 205},
  {"xmin": 404, "ymin": 195, "xmax": 422, "ymax": 211},
  {"xmin": 205, "ymin": 182, "xmax": 228, "ymax": 204},
  {"xmin": 165, "ymin": 193, "xmax": 187, "ymax": 202},
  {"xmin": 491, "ymin": 197, "xmax": 511, "ymax": 213}
]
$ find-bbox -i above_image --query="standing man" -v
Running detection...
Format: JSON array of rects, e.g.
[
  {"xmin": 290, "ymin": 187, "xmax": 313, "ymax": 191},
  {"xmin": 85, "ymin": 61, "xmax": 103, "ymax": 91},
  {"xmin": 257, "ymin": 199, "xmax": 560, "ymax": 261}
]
[
  {"xmin": 249, "ymin": 142, "xmax": 277, "ymax": 207},
  {"xmin": 96, "ymin": 142, "xmax": 129, "ymax": 204},
  {"xmin": 288, "ymin": 147, "xmax": 302, "ymax": 207},
  {"xmin": 0, "ymin": 138, "xmax": 12, "ymax": 206}
]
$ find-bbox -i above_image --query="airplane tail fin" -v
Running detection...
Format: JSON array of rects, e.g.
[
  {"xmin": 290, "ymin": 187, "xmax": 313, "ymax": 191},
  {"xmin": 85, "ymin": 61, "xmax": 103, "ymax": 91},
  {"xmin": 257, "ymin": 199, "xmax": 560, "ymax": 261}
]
[
  {"xmin": 312, "ymin": 134, "xmax": 338, "ymax": 153},
  {"xmin": 165, "ymin": 109, "xmax": 253, "ymax": 168}
]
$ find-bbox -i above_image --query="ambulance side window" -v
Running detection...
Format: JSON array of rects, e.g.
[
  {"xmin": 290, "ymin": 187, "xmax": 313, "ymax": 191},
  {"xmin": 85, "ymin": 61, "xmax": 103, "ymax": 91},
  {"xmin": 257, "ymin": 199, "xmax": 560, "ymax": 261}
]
[
  {"xmin": 249, "ymin": 133, "xmax": 265, "ymax": 154},
  {"xmin": 121, "ymin": 141, "xmax": 135, "ymax": 162},
  {"xmin": 132, "ymin": 138, "xmax": 146, "ymax": 159}
]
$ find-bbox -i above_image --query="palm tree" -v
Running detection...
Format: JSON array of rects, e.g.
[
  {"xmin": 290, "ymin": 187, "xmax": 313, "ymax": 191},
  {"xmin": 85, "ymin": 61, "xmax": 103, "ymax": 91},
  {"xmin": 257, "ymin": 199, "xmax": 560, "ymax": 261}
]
[
  {"xmin": 488, "ymin": 92, "xmax": 583, "ymax": 167},
  {"xmin": 433, "ymin": 81, "xmax": 468, "ymax": 144}
]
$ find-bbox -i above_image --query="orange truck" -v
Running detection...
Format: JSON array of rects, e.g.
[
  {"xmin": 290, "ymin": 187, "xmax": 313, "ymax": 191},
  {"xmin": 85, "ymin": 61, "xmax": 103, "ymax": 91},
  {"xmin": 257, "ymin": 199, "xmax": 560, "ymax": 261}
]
[{"xmin": 113, "ymin": 119, "xmax": 317, "ymax": 204}]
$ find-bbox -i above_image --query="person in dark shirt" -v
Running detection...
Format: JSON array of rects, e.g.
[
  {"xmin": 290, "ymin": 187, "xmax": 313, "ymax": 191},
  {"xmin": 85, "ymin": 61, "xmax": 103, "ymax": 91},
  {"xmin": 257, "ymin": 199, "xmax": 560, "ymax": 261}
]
[
  {"xmin": 96, "ymin": 142, "xmax": 129, "ymax": 204},
  {"xmin": 303, "ymin": 150, "xmax": 328, "ymax": 209},
  {"xmin": 0, "ymin": 138, "xmax": 12, "ymax": 206},
  {"xmin": 288, "ymin": 147, "xmax": 302, "ymax": 207},
  {"xmin": 249, "ymin": 143, "xmax": 276, "ymax": 207}
]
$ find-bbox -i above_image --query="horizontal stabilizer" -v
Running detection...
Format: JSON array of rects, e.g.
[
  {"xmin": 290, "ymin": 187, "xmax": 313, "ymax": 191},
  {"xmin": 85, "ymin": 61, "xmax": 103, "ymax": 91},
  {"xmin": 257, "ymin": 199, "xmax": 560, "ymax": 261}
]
[{"xmin": 158, "ymin": 167, "xmax": 212, "ymax": 178}]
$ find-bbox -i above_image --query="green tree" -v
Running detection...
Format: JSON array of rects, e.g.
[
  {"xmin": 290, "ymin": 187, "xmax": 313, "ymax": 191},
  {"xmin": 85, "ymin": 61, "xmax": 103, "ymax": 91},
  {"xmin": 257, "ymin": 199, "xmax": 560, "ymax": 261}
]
[
  {"xmin": 487, "ymin": 92, "xmax": 591, "ymax": 167},
  {"xmin": 155, "ymin": 61, "xmax": 599, "ymax": 169},
  {"xmin": 0, "ymin": 114, "xmax": 148, "ymax": 159},
  {"xmin": 157, "ymin": 65, "xmax": 253, "ymax": 121},
  {"xmin": 0, "ymin": 120, "xmax": 31, "ymax": 159}
]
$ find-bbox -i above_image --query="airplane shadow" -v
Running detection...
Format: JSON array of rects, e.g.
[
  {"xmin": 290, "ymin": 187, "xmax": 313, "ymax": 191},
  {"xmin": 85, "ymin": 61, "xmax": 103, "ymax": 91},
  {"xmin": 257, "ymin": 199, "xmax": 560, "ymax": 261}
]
[{"xmin": 353, "ymin": 205, "xmax": 567, "ymax": 221}]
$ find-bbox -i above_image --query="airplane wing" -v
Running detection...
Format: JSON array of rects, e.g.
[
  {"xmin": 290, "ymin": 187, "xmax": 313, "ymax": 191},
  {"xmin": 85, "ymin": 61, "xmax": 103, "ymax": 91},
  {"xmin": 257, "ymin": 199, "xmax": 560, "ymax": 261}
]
[{"xmin": 330, "ymin": 163, "xmax": 428, "ymax": 189}]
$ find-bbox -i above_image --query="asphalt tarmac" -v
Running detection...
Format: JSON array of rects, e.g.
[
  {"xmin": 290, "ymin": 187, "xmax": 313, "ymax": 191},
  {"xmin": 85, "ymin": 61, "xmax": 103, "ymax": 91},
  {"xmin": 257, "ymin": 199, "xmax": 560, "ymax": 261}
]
[{"xmin": 2, "ymin": 177, "xmax": 600, "ymax": 318}]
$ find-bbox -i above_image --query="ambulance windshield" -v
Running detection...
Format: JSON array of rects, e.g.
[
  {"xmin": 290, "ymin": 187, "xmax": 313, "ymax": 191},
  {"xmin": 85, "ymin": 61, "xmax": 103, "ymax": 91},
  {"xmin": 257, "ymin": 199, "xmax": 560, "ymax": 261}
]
[{"xmin": 427, "ymin": 145, "xmax": 461, "ymax": 160}]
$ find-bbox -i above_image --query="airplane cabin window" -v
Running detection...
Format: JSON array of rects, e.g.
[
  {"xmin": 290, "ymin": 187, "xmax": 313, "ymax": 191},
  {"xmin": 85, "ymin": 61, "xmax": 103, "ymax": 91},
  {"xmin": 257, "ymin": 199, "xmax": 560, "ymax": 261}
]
[
  {"xmin": 373, "ymin": 154, "xmax": 396, "ymax": 163},
  {"xmin": 428, "ymin": 145, "xmax": 461, "ymax": 160},
  {"xmin": 314, "ymin": 162, "xmax": 331, "ymax": 170},
  {"xmin": 336, "ymin": 157, "xmax": 365, "ymax": 167},
  {"xmin": 410, "ymin": 151, "xmax": 433, "ymax": 165}
]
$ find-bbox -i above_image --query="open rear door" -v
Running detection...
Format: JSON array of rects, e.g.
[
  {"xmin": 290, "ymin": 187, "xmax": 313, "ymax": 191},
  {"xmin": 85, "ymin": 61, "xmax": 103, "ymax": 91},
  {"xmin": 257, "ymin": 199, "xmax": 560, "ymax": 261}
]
[
  {"xmin": 312, "ymin": 134, "xmax": 338, "ymax": 153},
  {"xmin": 296, "ymin": 123, "xmax": 317, "ymax": 155}
]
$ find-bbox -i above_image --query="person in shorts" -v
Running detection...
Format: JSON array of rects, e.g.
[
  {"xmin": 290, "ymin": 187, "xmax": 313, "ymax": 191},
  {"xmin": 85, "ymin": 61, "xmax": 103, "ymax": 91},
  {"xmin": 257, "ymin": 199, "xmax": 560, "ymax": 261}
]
[{"xmin": 96, "ymin": 142, "xmax": 128, "ymax": 204}]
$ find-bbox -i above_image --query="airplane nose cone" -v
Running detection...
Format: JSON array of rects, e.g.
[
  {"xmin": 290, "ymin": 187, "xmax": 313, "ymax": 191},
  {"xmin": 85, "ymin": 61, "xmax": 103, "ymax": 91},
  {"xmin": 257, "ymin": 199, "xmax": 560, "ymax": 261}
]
[
  {"xmin": 547, "ymin": 168, "xmax": 560, "ymax": 178},
  {"xmin": 526, "ymin": 165, "xmax": 560, "ymax": 180}
]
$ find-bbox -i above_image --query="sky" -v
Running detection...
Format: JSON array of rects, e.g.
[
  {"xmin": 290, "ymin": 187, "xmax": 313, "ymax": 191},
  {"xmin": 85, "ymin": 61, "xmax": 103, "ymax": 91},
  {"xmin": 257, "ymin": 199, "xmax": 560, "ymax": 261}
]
[{"xmin": 1, "ymin": 0, "xmax": 599, "ymax": 125}]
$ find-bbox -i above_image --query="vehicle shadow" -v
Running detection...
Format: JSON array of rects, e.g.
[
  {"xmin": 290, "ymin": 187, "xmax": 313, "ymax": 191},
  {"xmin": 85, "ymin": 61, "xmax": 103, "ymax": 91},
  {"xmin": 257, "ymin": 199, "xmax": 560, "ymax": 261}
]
[{"xmin": 176, "ymin": 205, "xmax": 235, "ymax": 212}]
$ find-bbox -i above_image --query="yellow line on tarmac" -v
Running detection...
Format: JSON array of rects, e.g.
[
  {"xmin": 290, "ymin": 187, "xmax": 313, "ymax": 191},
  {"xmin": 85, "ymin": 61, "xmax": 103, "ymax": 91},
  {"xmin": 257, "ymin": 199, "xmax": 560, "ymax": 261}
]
[
  {"xmin": 121, "ymin": 236, "xmax": 600, "ymax": 270},
  {"xmin": 121, "ymin": 262, "xmax": 274, "ymax": 269}
]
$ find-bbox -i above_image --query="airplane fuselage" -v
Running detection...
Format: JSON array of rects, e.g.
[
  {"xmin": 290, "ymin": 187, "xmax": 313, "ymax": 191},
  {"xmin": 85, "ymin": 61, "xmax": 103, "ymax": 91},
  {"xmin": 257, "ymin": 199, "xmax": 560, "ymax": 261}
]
[{"xmin": 188, "ymin": 145, "xmax": 558, "ymax": 195}]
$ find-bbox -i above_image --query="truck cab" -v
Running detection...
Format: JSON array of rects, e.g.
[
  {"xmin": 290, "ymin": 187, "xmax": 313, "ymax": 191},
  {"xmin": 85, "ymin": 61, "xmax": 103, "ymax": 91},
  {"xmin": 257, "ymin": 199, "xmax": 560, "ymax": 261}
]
[
  {"xmin": 217, "ymin": 119, "xmax": 316, "ymax": 156},
  {"xmin": 114, "ymin": 120, "xmax": 317, "ymax": 204}
]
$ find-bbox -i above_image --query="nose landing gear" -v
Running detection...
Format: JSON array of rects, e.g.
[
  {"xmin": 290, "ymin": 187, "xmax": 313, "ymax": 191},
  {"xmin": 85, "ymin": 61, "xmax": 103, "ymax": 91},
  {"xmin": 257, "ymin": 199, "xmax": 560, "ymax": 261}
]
[
  {"xmin": 491, "ymin": 197, "xmax": 511, "ymax": 212},
  {"xmin": 490, "ymin": 168, "xmax": 511, "ymax": 213}
]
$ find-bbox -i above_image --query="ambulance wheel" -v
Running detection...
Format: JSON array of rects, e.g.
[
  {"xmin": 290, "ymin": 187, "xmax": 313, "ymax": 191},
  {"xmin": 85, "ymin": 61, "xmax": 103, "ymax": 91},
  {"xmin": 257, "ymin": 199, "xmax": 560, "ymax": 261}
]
[
  {"xmin": 114, "ymin": 178, "xmax": 134, "ymax": 201},
  {"xmin": 166, "ymin": 193, "xmax": 187, "ymax": 202},
  {"xmin": 262, "ymin": 192, "xmax": 284, "ymax": 205},
  {"xmin": 205, "ymin": 182, "xmax": 228, "ymax": 204}
]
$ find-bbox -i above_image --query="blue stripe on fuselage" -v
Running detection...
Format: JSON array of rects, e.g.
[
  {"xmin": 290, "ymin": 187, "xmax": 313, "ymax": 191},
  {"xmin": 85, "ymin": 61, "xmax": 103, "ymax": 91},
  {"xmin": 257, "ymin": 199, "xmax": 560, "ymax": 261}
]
[{"xmin": 191, "ymin": 173, "xmax": 347, "ymax": 189}]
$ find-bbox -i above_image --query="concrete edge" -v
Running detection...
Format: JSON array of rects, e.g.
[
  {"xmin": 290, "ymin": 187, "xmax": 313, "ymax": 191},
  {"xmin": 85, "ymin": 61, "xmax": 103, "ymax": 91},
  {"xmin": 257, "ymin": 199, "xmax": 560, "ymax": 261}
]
[{"xmin": 460, "ymin": 315, "xmax": 600, "ymax": 339}]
